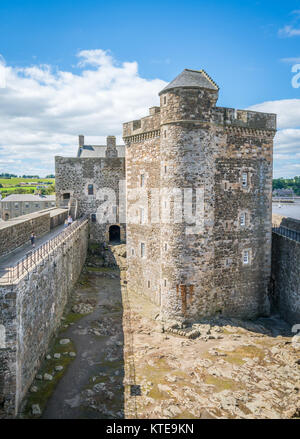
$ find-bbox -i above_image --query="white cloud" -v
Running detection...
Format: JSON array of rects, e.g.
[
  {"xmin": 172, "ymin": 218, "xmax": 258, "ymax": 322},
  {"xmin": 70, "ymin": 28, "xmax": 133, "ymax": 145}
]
[
  {"xmin": 248, "ymin": 101, "xmax": 300, "ymax": 178},
  {"xmin": 248, "ymin": 99, "xmax": 300, "ymax": 130},
  {"xmin": 279, "ymin": 25, "xmax": 300, "ymax": 37},
  {"xmin": 0, "ymin": 48, "xmax": 299, "ymax": 179},
  {"xmin": 280, "ymin": 57, "xmax": 300, "ymax": 63},
  {"xmin": 0, "ymin": 49, "xmax": 167, "ymax": 176}
]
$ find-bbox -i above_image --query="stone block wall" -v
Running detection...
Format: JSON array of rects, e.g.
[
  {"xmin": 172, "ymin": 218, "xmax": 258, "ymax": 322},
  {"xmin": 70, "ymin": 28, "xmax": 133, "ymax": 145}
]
[
  {"xmin": 0, "ymin": 219, "xmax": 88, "ymax": 417},
  {"xmin": 55, "ymin": 156, "xmax": 126, "ymax": 244},
  {"xmin": 272, "ymin": 213, "xmax": 300, "ymax": 232},
  {"xmin": 0, "ymin": 211, "xmax": 51, "ymax": 258},
  {"xmin": 272, "ymin": 216, "xmax": 300, "ymax": 325},
  {"xmin": 124, "ymin": 81, "xmax": 275, "ymax": 322}
]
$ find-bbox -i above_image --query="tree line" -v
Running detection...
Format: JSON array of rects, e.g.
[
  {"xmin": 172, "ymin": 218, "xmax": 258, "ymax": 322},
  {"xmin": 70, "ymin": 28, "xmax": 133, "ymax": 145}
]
[{"xmin": 273, "ymin": 176, "xmax": 300, "ymax": 196}]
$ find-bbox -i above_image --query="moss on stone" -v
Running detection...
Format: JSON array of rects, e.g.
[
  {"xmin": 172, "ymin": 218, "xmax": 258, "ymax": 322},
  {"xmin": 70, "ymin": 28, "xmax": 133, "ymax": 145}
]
[{"xmin": 20, "ymin": 338, "xmax": 76, "ymax": 418}]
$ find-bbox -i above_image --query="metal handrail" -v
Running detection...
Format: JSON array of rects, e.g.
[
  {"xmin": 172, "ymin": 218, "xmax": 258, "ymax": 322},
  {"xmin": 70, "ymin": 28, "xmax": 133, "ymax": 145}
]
[
  {"xmin": 0, "ymin": 216, "xmax": 89, "ymax": 285},
  {"xmin": 272, "ymin": 224, "xmax": 300, "ymax": 243}
]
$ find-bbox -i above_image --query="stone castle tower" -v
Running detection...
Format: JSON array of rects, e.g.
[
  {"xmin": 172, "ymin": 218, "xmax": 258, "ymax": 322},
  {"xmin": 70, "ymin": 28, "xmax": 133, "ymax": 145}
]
[{"xmin": 123, "ymin": 69, "xmax": 276, "ymax": 322}]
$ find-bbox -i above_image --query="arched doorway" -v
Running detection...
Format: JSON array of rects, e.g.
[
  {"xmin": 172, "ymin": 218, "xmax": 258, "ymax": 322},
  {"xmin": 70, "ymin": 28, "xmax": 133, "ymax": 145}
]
[{"xmin": 109, "ymin": 225, "xmax": 120, "ymax": 243}]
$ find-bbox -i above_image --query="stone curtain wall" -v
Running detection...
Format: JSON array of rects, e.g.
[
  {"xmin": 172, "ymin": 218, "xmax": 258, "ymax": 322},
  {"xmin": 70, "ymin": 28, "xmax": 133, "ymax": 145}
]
[
  {"xmin": 0, "ymin": 211, "xmax": 51, "ymax": 258},
  {"xmin": 50, "ymin": 208, "xmax": 68, "ymax": 229},
  {"xmin": 0, "ymin": 220, "xmax": 88, "ymax": 417},
  {"xmin": 0, "ymin": 286, "xmax": 17, "ymax": 417},
  {"xmin": 272, "ymin": 213, "xmax": 300, "ymax": 232},
  {"xmin": 272, "ymin": 216, "xmax": 300, "ymax": 325}
]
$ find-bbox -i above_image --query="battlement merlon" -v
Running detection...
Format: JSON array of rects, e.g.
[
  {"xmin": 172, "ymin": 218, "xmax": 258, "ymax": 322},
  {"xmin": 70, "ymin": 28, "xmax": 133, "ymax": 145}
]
[
  {"xmin": 213, "ymin": 107, "xmax": 277, "ymax": 132},
  {"xmin": 123, "ymin": 107, "xmax": 161, "ymax": 138}
]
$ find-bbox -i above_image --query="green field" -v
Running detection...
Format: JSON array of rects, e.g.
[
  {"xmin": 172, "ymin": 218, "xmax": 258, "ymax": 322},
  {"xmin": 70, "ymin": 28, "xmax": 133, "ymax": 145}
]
[
  {"xmin": 0, "ymin": 178, "xmax": 55, "ymax": 197},
  {"xmin": 0, "ymin": 177, "xmax": 55, "ymax": 187}
]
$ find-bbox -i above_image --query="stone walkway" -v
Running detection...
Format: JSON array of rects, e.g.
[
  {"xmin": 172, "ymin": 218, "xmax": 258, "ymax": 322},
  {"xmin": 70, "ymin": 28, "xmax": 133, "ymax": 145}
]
[{"xmin": 0, "ymin": 224, "xmax": 65, "ymax": 268}]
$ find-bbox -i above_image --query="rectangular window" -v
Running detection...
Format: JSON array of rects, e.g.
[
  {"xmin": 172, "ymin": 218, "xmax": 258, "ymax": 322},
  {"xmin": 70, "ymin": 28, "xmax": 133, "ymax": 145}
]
[
  {"xmin": 35, "ymin": 204, "xmax": 39, "ymax": 208},
  {"xmin": 147, "ymin": 280, "xmax": 150, "ymax": 288},
  {"xmin": 91, "ymin": 213, "xmax": 96, "ymax": 223},
  {"xmin": 164, "ymin": 243, "xmax": 168, "ymax": 251},
  {"xmin": 140, "ymin": 174, "xmax": 145, "ymax": 187},
  {"xmin": 140, "ymin": 242, "xmax": 145, "ymax": 258},
  {"xmin": 25, "ymin": 203, "xmax": 29, "ymax": 208},
  {"xmin": 88, "ymin": 184, "xmax": 94, "ymax": 195},
  {"xmin": 243, "ymin": 250, "xmax": 249, "ymax": 265},
  {"xmin": 240, "ymin": 213, "xmax": 246, "ymax": 227},
  {"xmin": 140, "ymin": 207, "xmax": 144, "ymax": 224},
  {"xmin": 164, "ymin": 165, "xmax": 167, "ymax": 174},
  {"xmin": 164, "ymin": 279, "xmax": 167, "ymax": 287},
  {"xmin": 242, "ymin": 173, "xmax": 248, "ymax": 188},
  {"xmin": 163, "ymin": 96, "xmax": 167, "ymax": 105},
  {"xmin": 131, "ymin": 248, "xmax": 135, "ymax": 256}
]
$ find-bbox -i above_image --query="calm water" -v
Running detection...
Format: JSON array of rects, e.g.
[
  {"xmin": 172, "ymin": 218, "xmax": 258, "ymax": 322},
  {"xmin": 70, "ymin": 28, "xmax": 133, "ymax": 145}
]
[{"xmin": 272, "ymin": 201, "xmax": 300, "ymax": 220}]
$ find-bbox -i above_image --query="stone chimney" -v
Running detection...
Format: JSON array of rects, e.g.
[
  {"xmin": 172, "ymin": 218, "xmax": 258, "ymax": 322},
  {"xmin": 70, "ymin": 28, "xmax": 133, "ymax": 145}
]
[
  {"xmin": 106, "ymin": 136, "xmax": 118, "ymax": 158},
  {"xmin": 79, "ymin": 135, "xmax": 84, "ymax": 147}
]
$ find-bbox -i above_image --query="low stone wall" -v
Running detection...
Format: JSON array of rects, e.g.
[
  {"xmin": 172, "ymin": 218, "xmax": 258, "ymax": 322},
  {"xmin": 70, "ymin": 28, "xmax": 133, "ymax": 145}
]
[
  {"xmin": 0, "ymin": 208, "xmax": 68, "ymax": 258},
  {"xmin": 272, "ymin": 213, "xmax": 300, "ymax": 232},
  {"xmin": 271, "ymin": 215, "xmax": 300, "ymax": 325},
  {"xmin": 49, "ymin": 208, "xmax": 68, "ymax": 229},
  {"xmin": 0, "ymin": 211, "xmax": 50, "ymax": 258},
  {"xmin": 0, "ymin": 219, "xmax": 89, "ymax": 417}
]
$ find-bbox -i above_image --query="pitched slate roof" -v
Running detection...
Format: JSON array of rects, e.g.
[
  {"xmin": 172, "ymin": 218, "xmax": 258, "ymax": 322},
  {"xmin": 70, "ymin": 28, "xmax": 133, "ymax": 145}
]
[
  {"xmin": 77, "ymin": 144, "xmax": 125, "ymax": 158},
  {"xmin": 0, "ymin": 194, "xmax": 55, "ymax": 202},
  {"xmin": 159, "ymin": 69, "xmax": 219, "ymax": 95}
]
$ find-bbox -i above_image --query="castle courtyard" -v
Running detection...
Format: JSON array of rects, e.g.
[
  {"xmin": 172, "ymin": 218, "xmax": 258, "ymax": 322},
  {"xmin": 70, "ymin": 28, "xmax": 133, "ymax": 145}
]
[{"xmin": 18, "ymin": 248, "xmax": 300, "ymax": 420}]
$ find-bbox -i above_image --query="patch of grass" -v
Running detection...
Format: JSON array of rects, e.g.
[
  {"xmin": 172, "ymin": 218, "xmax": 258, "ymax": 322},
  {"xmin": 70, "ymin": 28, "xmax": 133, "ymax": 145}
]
[
  {"xmin": 86, "ymin": 266, "xmax": 115, "ymax": 272},
  {"xmin": 217, "ymin": 344, "xmax": 266, "ymax": 366},
  {"xmin": 21, "ymin": 338, "xmax": 76, "ymax": 418},
  {"xmin": 61, "ymin": 312, "xmax": 83, "ymax": 326},
  {"xmin": 204, "ymin": 375, "xmax": 240, "ymax": 392}
]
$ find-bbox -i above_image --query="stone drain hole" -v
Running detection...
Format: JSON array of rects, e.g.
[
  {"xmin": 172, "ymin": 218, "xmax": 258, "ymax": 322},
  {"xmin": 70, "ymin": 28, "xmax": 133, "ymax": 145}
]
[{"xmin": 130, "ymin": 385, "xmax": 142, "ymax": 396}]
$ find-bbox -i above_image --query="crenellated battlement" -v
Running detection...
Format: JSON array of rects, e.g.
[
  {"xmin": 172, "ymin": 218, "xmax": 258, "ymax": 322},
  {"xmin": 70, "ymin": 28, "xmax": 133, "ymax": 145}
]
[{"xmin": 213, "ymin": 107, "xmax": 276, "ymax": 132}]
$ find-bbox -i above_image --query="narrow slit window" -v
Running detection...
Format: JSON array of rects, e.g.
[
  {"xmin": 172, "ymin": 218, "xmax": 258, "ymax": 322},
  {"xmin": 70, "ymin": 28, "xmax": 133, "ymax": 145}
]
[
  {"xmin": 240, "ymin": 213, "xmax": 246, "ymax": 227},
  {"xmin": 88, "ymin": 184, "xmax": 94, "ymax": 195},
  {"xmin": 141, "ymin": 242, "xmax": 145, "ymax": 258},
  {"xmin": 242, "ymin": 173, "xmax": 248, "ymax": 188},
  {"xmin": 140, "ymin": 174, "xmax": 145, "ymax": 187},
  {"xmin": 140, "ymin": 207, "xmax": 145, "ymax": 224},
  {"xmin": 147, "ymin": 280, "xmax": 150, "ymax": 288},
  {"xmin": 243, "ymin": 250, "xmax": 249, "ymax": 265}
]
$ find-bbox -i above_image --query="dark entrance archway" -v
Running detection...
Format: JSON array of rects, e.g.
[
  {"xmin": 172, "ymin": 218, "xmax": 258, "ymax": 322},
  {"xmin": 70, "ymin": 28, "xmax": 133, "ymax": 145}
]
[{"xmin": 109, "ymin": 225, "xmax": 121, "ymax": 243}]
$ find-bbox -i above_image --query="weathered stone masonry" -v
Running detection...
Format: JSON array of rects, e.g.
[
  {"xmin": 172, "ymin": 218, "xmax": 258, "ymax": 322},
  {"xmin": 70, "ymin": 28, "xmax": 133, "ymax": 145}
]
[
  {"xmin": 55, "ymin": 136, "xmax": 126, "ymax": 244},
  {"xmin": 0, "ymin": 208, "xmax": 68, "ymax": 258},
  {"xmin": 271, "ymin": 215, "xmax": 300, "ymax": 325},
  {"xmin": 124, "ymin": 69, "xmax": 276, "ymax": 322},
  {"xmin": 0, "ymin": 219, "xmax": 88, "ymax": 417}
]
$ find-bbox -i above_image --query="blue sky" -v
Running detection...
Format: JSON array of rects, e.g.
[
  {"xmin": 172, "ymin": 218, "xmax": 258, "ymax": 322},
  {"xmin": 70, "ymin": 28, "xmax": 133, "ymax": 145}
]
[{"xmin": 0, "ymin": 0, "xmax": 300, "ymax": 177}]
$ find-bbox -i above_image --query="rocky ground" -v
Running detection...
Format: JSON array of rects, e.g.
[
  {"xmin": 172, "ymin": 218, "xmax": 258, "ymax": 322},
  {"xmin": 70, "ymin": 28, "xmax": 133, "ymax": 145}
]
[
  {"xmin": 19, "ymin": 244, "xmax": 300, "ymax": 419},
  {"xmin": 125, "ymin": 292, "xmax": 300, "ymax": 419}
]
